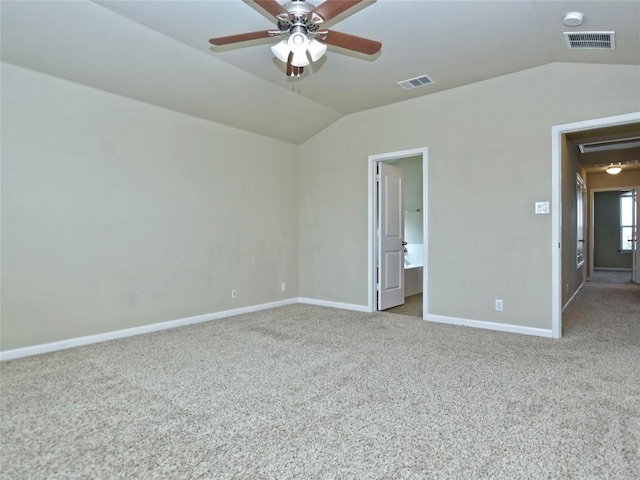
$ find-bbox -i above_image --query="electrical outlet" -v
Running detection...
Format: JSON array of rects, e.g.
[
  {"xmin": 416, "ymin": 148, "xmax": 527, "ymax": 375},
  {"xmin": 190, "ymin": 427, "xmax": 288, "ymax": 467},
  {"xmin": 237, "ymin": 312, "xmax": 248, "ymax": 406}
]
[
  {"xmin": 281, "ymin": 282, "xmax": 287, "ymax": 292},
  {"xmin": 495, "ymin": 299, "xmax": 504, "ymax": 311},
  {"xmin": 231, "ymin": 289, "xmax": 237, "ymax": 300}
]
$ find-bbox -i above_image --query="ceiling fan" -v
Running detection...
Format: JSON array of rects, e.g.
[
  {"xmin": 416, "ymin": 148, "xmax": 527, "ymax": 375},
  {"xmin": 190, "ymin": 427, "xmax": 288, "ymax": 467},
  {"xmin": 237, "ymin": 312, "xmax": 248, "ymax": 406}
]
[{"xmin": 208, "ymin": 0, "xmax": 381, "ymax": 78}]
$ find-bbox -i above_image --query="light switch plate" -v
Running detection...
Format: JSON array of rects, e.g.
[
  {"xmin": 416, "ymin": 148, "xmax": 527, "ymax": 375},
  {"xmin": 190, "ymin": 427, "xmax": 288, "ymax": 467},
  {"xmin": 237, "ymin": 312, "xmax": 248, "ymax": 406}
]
[{"xmin": 535, "ymin": 201, "xmax": 550, "ymax": 214}]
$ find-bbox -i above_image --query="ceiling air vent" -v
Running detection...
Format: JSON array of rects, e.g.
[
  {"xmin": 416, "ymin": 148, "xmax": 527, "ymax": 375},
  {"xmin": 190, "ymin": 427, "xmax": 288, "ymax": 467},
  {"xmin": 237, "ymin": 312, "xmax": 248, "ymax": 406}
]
[
  {"xmin": 564, "ymin": 31, "xmax": 615, "ymax": 49},
  {"xmin": 397, "ymin": 74, "xmax": 435, "ymax": 90},
  {"xmin": 579, "ymin": 136, "xmax": 640, "ymax": 153}
]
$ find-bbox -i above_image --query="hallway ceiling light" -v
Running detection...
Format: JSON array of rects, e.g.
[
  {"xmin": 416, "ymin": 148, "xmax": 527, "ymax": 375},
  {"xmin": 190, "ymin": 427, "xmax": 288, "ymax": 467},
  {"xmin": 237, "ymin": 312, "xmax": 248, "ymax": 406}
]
[{"xmin": 595, "ymin": 159, "xmax": 638, "ymax": 174}]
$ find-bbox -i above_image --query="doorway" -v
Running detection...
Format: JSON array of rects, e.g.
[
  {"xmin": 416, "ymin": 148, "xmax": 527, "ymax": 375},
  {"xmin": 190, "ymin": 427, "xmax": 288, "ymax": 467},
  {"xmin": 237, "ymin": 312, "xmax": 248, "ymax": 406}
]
[
  {"xmin": 552, "ymin": 112, "xmax": 640, "ymax": 338},
  {"xmin": 590, "ymin": 188, "xmax": 639, "ymax": 284},
  {"xmin": 367, "ymin": 148, "xmax": 428, "ymax": 318}
]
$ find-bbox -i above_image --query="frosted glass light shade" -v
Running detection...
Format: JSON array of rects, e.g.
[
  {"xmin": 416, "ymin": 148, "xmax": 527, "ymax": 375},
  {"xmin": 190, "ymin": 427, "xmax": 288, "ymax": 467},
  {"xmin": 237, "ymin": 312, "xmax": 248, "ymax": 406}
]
[
  {"xmin": 290, "ymin": 51, "xmax": 310, "ymax": 67},
  {"xmin": 288, "ymin": 32, "xmax": 310, "ymax": 67},
  {"xmin": 308, "ymin": 38, "xmax": 327, "ymax": 62},
  {"xmin": 271, "ymin": 33, "xmax": 326, "ymax": 67},
  {"xmin": 606, "ymin": 166, "xmax": 622, "ymax": 175},
  {"xmin": 271, "ymin": 39, "xmax": 290, "ymax": 63}
]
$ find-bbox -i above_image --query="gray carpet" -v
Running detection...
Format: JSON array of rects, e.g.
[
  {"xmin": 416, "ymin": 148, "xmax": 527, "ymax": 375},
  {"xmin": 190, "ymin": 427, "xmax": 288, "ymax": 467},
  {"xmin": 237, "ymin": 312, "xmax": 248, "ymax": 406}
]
[
  {"xmin": 591, "ymin": 269, "xmax": 634, "ymax": 284},
  {"xmin": 1, "ymin": 285, "xmax": 639, "ymax": 479}
]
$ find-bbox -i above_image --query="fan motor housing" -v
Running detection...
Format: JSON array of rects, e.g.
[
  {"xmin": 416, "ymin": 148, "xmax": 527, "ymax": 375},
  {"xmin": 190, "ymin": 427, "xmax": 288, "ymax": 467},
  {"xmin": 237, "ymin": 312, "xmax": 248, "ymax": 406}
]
[{"xmin": 284, "ymin": 1, "xmax": 314, "ymax": 16}]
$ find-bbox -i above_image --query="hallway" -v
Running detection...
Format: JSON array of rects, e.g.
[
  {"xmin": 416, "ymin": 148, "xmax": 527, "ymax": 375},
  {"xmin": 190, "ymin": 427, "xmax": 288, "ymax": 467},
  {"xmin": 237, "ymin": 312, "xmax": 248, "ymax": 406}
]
[{"xmin": 563, "ymin": 279, "xmax": 640, "ymax": 339}]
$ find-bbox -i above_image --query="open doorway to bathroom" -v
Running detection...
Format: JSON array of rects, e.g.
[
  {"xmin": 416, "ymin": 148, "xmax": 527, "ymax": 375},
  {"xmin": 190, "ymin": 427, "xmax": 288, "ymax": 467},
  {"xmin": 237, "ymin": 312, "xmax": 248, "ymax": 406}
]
[
  {"xmin": 386, "ymin": 156, "xmax": 424, "ymax": 317},
  {"xmin": 368, "ymin": 148, "xmax": 429, "ymax": 319}
]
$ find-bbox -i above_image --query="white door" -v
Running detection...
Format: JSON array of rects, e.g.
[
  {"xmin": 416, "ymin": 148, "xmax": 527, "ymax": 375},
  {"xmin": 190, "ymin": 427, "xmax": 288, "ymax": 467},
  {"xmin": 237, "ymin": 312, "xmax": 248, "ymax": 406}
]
[{"xmin": 377, "ymin": 162, "xmax": 405, "ymax": 310}]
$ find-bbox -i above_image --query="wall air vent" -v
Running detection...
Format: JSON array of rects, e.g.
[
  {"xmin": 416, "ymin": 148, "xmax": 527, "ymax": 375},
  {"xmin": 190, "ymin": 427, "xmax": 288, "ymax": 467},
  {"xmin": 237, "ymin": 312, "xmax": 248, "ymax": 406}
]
[
  {"xmin": 397, "ymin": 74, "xmax": 435, "ymax": 90},
  {"xmin": 564, "ymin": 31, "xmax": 615, "ymax": 49}
]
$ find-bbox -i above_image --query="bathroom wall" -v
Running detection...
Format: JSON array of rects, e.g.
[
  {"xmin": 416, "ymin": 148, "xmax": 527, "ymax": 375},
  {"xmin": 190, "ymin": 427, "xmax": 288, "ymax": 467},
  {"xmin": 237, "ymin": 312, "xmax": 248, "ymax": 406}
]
[{"xmin": 392, "ymin": 156, "xmax": 423, "ymax": 244}]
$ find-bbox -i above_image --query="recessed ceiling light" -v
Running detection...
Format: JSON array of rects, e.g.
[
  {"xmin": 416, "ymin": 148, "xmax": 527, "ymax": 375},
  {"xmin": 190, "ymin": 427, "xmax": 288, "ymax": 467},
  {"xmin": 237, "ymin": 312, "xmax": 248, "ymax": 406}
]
[{"xmin": 563, "ymin": 12, "xmax": 584, "ymax": 27}]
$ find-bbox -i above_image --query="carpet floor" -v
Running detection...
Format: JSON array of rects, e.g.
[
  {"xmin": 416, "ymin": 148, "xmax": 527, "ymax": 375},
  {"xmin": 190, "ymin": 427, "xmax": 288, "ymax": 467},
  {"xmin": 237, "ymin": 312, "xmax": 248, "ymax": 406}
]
[
  {"xmin": 591, "ymin": 270, "xmax": 634, "ymax": 284},
  {"xmin": 1, "ymin": 284, "xmax": 639, "ymax": 479}
]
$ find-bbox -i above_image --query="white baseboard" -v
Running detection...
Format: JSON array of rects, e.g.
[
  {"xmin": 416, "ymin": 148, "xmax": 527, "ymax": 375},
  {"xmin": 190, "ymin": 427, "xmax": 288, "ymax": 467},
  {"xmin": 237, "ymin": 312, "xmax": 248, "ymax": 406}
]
[
  {"xmin": 562, "ymin": 282, "xmax": 584, "ymax": 313},
  {"xmin": 0, "ymin": 298, "xmax": 298, "ymax": 361},
  {"xmin": 297, "ymin": 297, "xmax": 370, "ymax": 313},
  {"xmin": 425, "ymin": 314, "xmax": 553, "ymax": 338},
  {"xmin": 2, "ymin": 298, "xmax": 555, "ymax": 361}
]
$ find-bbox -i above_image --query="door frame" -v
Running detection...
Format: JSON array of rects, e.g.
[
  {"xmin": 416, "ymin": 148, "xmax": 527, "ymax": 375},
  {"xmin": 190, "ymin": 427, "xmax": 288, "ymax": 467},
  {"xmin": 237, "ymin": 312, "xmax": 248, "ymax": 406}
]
[
  {"xmin": 551, "ymin": 112, "xmax": 640, "ymax": 338},
  {"xmin": 589, "ymin": 187, "xmax": 640, "ymax": 282},
  {"xmin": 368, "ymin": 147, "xmax": 429, "ymax": 317}
]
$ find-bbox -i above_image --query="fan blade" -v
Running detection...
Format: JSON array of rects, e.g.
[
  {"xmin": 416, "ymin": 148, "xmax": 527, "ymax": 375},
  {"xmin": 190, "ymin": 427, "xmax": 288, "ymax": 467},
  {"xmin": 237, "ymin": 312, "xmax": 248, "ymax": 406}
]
[
  {"xmin": 309, "ymin": 0, "xmax": 363, "ymax": 23},
  {"xmin": 253, "ymin": 0, "xmax": 288, "ymax": 18},
  {"xmin": 287, "ymin": 53, "xmax": 293, "ymax": 76},
  {"xmin": 322, "ymin": 30, "xmax": 381, "ymax": 55},
  {"xmin": 209, "ymin": 30, "xmax": 272, "ymax": 46},
  {"xmin": 286, "ymin": 53, "xmax": 304, "ymax": 77}
]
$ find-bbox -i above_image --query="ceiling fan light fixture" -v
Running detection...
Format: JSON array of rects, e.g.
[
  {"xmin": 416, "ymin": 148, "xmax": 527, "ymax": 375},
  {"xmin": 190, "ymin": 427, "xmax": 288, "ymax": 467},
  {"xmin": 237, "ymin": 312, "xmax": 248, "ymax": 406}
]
[
  {"xmin": 606, "ymin": 165, "xmax": 622, "ymax": 175},
  {"xmin": 209, "ymin": 0, "xmax": 382, "ymax": 78},
  {"xmin": 290, "ymin": 50, "xmax": 310, "ymax": 67},
  {"xmin": 271, "ymin": 39, "xmax": 290, "ymax": 63},
  {"xmin": 288, "ymin": 32, "xmax": 310, "ymax": 67},
  {"xmin": 308, "ymin": 38, "xmax": 327, "ymax": 62}
]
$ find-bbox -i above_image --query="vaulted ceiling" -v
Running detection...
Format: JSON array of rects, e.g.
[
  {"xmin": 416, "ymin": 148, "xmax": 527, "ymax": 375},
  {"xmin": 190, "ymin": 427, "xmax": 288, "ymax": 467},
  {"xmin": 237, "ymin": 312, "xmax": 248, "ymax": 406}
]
[{"xmin": 2, "ymin": 1, "xmax": 639, "ymax": 144}]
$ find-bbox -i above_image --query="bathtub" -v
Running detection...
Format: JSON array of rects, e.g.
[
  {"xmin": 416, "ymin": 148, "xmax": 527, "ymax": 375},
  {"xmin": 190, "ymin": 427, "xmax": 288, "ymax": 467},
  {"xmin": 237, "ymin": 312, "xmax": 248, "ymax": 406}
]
[{"xmin": 404, "ymin": 244, "xmax": 424, "ymax": 296}]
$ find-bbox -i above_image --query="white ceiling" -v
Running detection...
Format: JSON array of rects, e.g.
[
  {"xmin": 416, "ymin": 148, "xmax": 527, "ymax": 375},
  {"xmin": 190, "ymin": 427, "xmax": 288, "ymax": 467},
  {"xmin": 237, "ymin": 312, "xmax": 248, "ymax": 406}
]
[{"xmin": 2, "ymin": 0, "xmax": 639, "ymax": 144}]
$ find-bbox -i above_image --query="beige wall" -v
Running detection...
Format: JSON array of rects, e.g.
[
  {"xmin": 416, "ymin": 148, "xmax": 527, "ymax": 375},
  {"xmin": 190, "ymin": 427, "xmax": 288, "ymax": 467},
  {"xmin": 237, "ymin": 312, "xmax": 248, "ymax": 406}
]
[
  {"xmin": 299, "ymin": 63, "xmax": 640, "ymax": 330},
  {"xmin": 588, "ymin": 170, "xmax": 640, "ymax": 190},
  {"xmin": 561, "ymin": 135, "xmax": 586, "ymax": 306},
  {"xmin": 3, "ymin": 61, "xmax": 640, "ymax": 351},
  {"xmin": 1, "ymin": 63, "xmax": 299, "ymax": 350}
]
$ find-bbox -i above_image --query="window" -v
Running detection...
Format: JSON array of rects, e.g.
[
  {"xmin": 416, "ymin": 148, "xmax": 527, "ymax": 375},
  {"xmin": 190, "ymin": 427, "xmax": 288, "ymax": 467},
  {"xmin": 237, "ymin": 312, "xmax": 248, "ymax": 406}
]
[
  {"xmin": 620, "ymin": 191, "xmax": 635, "ymax": 251},
  {"xmin": 576, "ymin": 174, "xmax": 586, "ymax": 267}
]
